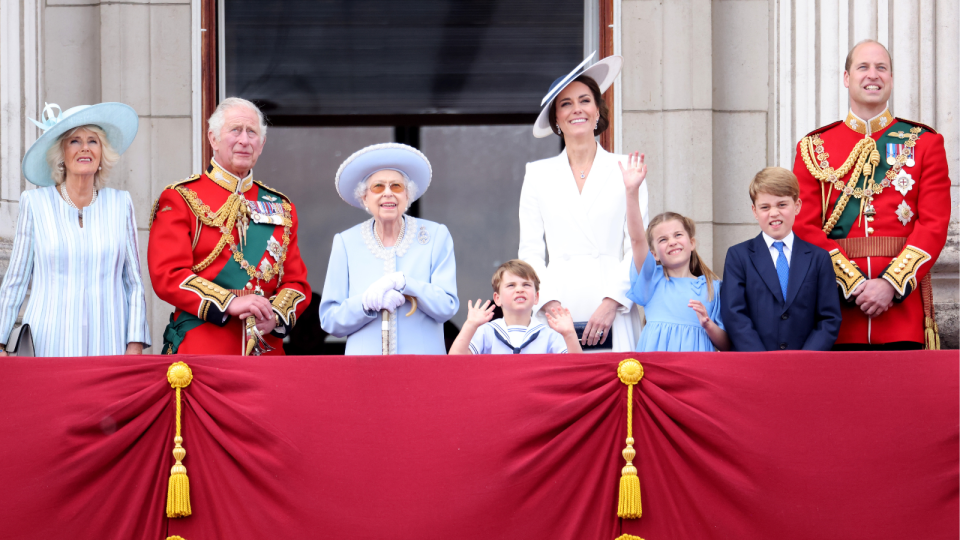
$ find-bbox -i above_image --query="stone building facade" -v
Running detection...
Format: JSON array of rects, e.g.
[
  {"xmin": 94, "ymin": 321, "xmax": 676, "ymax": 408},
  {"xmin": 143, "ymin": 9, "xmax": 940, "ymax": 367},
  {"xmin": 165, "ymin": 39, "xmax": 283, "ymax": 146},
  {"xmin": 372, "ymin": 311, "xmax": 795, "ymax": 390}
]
[{"xmin": 1, "ymin": 0, "xmax": 957, "ymax": 349}]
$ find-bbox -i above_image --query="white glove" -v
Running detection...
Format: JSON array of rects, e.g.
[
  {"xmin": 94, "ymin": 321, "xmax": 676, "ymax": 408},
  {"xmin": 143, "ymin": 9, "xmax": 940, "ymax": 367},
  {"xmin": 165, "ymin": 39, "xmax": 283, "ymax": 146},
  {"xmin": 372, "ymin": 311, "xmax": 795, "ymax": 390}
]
[
  {"xmin": 362, "ymin": 272, "xmax": 406, "ymax": 312},
  {"xmin": 384, "ymin": 271, "xmax": 405, "ymax": 291},
  {"xmin": 382, "ymin": 289, "xmax": 405, "ymax": 313}
]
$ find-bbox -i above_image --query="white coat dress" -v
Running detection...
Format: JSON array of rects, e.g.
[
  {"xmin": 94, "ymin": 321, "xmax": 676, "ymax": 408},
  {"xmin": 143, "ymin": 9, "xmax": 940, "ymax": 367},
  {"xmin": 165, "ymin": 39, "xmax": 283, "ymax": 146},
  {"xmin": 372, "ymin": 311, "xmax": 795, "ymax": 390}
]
[{"xmin": 518, "ymin": 143, "xmax": 649, "ymax": 352}]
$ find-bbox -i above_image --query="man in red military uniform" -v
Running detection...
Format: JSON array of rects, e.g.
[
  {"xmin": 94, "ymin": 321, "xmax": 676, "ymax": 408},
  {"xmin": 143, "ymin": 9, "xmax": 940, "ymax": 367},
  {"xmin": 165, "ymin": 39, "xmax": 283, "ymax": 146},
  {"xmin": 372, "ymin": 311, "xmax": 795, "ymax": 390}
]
[
  {"xmin": 149, "ymin": 97, "xmax": 310, "ymax": 355},
  {"xmin": 792, "ymin": 40, "xmax": 951, "ymax": 350}
]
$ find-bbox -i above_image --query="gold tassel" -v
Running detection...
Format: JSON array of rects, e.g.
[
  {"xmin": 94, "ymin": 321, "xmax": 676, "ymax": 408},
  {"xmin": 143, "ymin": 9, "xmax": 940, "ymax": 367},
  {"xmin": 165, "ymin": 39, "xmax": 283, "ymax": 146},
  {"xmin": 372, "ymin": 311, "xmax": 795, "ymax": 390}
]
[
  {"xmin": 617, "ymin": 359, "xmax": 644, "ymax": 519},
  {"xmin": 924, "ymin": 317, "xmax": 941, "ymax": 350},
  {"xmin": 167, "ymin": 537, "xmax": 188, "ymax": 540},
  {"xmin": 166, "ymin": 362, "xmax": 193, "ymax": 518},
  {"xmin": 614, "ymin": 535, "xmax": 645, "ymax": 540}
]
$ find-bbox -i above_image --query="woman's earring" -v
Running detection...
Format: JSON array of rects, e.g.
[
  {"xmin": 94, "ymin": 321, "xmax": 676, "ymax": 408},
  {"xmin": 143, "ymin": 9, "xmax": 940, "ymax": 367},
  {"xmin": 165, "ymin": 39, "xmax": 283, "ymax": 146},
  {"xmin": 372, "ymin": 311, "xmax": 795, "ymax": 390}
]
[
  {"xmin": 556, "ymin": 122, "xmax": 561, "ymax": 134},
  {"xmin": 57, "ymin": 162, "xmax": 65, "ymax": 170},
  {"xmin": 595, "ymin": 118, "xmax": 599, "ymax": 130},
  {"xmin": 98, "ymin": 166, "xmax": 102, "ymax": 171}
]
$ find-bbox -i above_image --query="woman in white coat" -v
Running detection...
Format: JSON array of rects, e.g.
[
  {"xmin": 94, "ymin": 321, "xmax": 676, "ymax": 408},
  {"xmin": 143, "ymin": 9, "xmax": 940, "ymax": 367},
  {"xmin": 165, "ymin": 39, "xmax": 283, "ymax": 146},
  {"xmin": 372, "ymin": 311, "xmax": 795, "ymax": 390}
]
[{"xmin": 519, "ymin": 53, "xmax": 649, "ymax": 351}]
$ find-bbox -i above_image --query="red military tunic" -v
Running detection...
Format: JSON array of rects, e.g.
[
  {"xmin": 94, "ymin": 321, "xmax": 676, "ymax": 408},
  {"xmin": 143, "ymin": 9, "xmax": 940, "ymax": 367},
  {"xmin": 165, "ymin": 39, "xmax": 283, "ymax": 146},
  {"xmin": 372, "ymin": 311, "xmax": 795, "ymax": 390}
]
[
  {"xmin": 792, "ymin": 109, "xmax": 951, "ymax": 347},
  {"xmin": 148, "ymin": 159, "xmax": 311, "ymax": 354}
]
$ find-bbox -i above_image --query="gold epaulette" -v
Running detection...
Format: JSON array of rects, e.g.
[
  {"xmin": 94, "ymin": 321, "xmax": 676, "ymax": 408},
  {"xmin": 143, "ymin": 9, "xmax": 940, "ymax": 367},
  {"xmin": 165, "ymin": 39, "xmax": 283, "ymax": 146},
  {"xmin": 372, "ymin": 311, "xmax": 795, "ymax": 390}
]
[
  {"xmin": 829, "ymin": 249, "xmax": 867, "ymax": 299},
  {"xmin": 895, "ymin": 117, "xmax": 938, "ymax": 135},
  {"xmin": 254, "ymin": 180, "xmax": 291, "ymax": 204},
  {"xmin": 150, "ymin": 175, "xmax": 202, "ymax": 227},
  {"xmin": 881, "ymin": 245, "xmax": 931, "ymax": 298},
  {"xmin": 271, "ymin": 288, "xmax": 307, "ymax": 327}
]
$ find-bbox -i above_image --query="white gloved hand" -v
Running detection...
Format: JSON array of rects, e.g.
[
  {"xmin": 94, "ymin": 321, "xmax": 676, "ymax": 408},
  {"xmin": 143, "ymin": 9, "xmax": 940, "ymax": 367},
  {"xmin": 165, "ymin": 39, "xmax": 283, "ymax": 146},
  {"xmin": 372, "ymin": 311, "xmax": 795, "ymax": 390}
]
[
  {"xmin": 382, "ymin": 289, "xmax": 405, "ymax": 313},
  {"xmin": 362, "ymin": 272, "xmax": 406, "ymax": 312},
  {"xmin": 385, "ymin": 271, "xmax": 406, "ymax": 291}
]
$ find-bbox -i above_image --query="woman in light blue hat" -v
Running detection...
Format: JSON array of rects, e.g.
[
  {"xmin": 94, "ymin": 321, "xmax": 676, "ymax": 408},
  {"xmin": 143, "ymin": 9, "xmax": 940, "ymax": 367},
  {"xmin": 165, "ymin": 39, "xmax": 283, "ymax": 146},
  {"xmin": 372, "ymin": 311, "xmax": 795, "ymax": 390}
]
[
  {"xmin": 0, "ymin": 102, "xmax": 151, "ymax": 356},
  {"xmin": 319, "ymin": 143, "xmax": 459, "ymax": 355},
  {"xmin": 518, "ymin": 53, "xmax": 649, "ymax": 352}
]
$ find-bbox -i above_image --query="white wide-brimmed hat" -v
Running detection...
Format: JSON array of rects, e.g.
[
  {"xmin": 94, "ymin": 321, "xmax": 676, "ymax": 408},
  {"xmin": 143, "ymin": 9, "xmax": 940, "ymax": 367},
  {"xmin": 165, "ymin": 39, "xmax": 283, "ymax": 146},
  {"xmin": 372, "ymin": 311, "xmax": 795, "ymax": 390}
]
[
  {"xmin": 335, "ymin": 143, "xmax": 432, "ymax": 209},
  {"xmin": 21, "ymin": 102, "xmax": 139, "ymax": 186},
  {"xmin": 532, "ymin": 52, "xmax": 623, "ymax": 138}
]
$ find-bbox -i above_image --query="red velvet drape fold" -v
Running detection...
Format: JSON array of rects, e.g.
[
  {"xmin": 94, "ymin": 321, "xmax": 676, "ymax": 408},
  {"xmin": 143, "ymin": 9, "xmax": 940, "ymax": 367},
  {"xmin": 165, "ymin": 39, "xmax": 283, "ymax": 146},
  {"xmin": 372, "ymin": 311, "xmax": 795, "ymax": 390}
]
[{"xmin": 1, "ymin": 352, "xmax": 955, "ymax": 540}]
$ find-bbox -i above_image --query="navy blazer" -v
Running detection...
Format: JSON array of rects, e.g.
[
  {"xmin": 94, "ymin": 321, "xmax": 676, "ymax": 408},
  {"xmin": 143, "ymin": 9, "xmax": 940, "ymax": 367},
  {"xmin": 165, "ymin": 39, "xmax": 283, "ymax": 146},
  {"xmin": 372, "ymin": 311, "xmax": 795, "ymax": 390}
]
[{"xmin": 720, "ymin": 233, "xmax": 841, "ymax": 351}]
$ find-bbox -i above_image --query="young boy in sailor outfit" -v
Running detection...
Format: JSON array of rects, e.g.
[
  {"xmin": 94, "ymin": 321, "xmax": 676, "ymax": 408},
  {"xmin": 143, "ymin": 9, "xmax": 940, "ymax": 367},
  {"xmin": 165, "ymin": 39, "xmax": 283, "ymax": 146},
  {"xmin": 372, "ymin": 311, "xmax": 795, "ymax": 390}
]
[{"xmin": 449, "ymin": 260, "xmax": 583, "ymax": 355}]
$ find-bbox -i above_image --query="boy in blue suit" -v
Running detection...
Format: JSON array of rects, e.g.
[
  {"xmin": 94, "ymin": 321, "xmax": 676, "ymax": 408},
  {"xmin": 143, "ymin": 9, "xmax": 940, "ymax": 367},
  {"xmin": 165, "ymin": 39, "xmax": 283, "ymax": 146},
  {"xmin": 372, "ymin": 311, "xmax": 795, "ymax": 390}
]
[{"xmin": 721, "ymin": 167, "xmax": 841, "ymax": 351}]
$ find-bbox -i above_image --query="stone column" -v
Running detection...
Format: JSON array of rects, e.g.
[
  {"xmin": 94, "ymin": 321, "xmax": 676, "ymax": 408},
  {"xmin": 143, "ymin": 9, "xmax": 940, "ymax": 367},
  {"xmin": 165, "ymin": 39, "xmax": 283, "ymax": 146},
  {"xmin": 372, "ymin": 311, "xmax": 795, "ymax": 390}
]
[{"xmin": 621, "ymin": 0, "xmax": 717, "ymax": 265}]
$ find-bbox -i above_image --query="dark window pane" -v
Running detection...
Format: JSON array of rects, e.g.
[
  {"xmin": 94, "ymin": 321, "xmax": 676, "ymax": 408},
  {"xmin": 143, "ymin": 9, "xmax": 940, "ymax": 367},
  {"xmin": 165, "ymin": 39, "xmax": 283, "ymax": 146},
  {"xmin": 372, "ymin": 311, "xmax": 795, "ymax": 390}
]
[{"xmin": 224, "ymin": 0, "xmax": 583, "ymax": 118}]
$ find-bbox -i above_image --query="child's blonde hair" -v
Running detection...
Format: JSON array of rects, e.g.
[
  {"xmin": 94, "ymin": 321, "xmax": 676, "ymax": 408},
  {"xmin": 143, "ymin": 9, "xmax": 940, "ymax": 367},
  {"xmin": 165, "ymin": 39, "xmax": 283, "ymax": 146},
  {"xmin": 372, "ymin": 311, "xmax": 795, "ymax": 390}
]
[
  {"xmin": 645, "ymin": 212, "xmax": 720, "ymax": 301},
  {"xmin": 749, "ymin": 166, "xmax": 800, "ymax": 203},
  {"xmin": 492, "ymin": 259, "xmax": 540, "ymax": 293}
]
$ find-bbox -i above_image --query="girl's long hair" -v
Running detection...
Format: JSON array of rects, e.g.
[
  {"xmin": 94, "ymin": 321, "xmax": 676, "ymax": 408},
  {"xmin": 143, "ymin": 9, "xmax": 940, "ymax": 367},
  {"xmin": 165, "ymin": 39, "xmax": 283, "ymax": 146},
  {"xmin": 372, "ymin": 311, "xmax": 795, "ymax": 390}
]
[{"xmin": 645, "ymin": 212, "xmax": 720, "ymax": 301}]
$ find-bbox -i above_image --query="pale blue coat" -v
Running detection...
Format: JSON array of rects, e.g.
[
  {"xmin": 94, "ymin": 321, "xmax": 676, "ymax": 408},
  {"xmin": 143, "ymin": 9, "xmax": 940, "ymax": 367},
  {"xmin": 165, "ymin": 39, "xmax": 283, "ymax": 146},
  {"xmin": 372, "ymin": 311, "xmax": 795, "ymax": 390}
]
[{"xmin": 319, "ymin": 216, "xmax": 459, "ymax": 355}]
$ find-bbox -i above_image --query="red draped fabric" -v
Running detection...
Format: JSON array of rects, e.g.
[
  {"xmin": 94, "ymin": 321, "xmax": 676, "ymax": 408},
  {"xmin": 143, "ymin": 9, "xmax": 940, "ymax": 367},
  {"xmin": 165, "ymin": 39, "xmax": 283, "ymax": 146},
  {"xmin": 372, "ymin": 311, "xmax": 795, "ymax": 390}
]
[{"xmin": 0, "ymin": 352, "xmax": 956, "ymax": 540}]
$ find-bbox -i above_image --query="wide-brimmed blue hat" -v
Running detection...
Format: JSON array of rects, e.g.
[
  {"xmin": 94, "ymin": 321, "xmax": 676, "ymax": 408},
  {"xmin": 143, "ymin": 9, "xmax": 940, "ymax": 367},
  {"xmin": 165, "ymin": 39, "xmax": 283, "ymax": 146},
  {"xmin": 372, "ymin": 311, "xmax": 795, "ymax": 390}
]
[
  {"xmin": 533, "ymin": 52, "xmax": 623, "ymax": 138},
  {"xmin": 21, "ymin": 102, "xmax": 139, "ymax": 186},
  {"xmin": 335, "ymin": 143, "xmax": 432, "ymax": 209}
]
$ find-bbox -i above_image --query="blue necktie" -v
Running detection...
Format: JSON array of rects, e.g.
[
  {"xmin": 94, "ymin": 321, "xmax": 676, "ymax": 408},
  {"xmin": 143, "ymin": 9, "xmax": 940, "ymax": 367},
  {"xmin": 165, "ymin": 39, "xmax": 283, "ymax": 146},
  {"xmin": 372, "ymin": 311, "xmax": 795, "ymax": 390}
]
[{"xmin": 773, "ymin": 241, "xmax": 789, "ymax": 301}]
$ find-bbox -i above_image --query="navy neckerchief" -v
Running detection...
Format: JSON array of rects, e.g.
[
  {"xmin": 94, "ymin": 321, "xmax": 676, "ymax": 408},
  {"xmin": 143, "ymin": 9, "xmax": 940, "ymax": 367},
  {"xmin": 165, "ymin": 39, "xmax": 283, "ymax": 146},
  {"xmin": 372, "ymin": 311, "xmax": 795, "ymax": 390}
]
[{"xmin": 492, "ymin": 328, "xmax": 541, "ymax": 354}]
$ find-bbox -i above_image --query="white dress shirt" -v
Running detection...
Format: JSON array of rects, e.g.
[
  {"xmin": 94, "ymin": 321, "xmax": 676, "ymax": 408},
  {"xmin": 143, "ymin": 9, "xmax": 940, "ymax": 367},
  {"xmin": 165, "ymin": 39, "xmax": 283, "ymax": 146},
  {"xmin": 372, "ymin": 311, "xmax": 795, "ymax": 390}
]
[{"xmin": 762, "ymin": 231, "xmax": 794, "ymax": 267}]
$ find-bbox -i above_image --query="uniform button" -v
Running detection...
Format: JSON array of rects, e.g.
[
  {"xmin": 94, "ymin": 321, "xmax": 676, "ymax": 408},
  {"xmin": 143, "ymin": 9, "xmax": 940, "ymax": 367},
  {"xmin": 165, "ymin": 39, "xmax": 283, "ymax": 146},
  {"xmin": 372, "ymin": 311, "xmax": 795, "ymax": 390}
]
[
  {"xmin": 779, "ymin": 343, "xmax": 787, "ymax": 350},
  {"xmin": 245, "ymin": 283, "xmax": 253, "ymax": 290},
  {"xmin": 894, "ymin": 268, "xmax": 901, "ymax": 274},
  {"xmin": 781, "ymin": 313, "xmax": 789, "ymax": 320},
  {"xmin": 867, "ymin": 227, "xmax": 875, "ymax": 234},
  {"xmin": 905, "ymin": 253, "xmax": 913, "ymax": 260}
]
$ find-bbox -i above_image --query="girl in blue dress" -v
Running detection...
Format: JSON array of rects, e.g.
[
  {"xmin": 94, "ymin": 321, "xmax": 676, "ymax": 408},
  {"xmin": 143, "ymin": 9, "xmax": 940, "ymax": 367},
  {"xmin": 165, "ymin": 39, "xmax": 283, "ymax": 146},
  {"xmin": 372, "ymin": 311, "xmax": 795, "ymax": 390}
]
[{"xmin": 620, "ymin": 152, "xmax": 730, "ymax": 352}]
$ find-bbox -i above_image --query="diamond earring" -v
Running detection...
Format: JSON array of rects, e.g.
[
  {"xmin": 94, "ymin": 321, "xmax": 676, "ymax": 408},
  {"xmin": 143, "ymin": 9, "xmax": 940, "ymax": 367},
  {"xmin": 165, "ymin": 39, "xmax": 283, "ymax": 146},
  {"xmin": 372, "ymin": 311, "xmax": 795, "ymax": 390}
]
[{"xmin": 556, "ymin": 122, "xmax": 562, "ymax": 134}]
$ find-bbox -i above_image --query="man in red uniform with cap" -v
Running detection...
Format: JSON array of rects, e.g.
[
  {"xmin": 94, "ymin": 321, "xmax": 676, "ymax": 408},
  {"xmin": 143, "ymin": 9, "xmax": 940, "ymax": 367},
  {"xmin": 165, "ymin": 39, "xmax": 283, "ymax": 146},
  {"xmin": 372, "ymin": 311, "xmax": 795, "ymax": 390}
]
[
  {"xmin": 792, "ymin": 40, "xmax": 951, "ymax": 350},
  {"xmin": 148, "ymin": 97, "xmax": 310, "ymax": 355}
]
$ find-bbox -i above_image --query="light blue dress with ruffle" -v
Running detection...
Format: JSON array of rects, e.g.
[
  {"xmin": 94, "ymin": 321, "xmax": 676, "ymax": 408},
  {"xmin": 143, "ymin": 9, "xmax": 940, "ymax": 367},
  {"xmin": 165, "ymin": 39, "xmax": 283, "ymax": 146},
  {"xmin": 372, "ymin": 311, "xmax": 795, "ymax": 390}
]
[{"xmin": 627, "ymin": 250, "xmax": 724, "ymax": 352}]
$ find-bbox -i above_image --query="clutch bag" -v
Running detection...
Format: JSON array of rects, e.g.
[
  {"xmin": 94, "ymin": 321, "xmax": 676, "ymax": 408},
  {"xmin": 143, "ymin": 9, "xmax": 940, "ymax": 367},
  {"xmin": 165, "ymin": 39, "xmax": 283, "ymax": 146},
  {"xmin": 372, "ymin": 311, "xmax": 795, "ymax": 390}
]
[
  {"xmin": 573, "ymin": 322, "xmax": 613, "ymax": 350},
  {"xmin": 8, "ymin": 324, "xmax": 35, "ymax": 357}
]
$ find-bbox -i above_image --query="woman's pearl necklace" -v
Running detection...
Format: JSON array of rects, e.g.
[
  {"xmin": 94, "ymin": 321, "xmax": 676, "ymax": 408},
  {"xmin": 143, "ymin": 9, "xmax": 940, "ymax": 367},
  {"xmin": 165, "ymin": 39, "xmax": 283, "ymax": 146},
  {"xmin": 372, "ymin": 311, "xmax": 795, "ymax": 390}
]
[
  {"xmin": 60, "ymin": 182, "xmax": 97, "ymax": 224},
  {"xmin": 374, "ymin": 216, "xmax": 405, "ymax": 249}
]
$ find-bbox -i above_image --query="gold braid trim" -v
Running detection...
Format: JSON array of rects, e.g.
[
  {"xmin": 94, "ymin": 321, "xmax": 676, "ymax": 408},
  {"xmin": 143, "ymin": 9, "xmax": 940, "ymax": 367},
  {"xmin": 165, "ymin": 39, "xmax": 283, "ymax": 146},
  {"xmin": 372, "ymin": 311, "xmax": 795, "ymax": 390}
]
[
  {"xmin": 271, "ymin": 288, "xmax": 307, "ymax": 327},
  {"xmin": 881, "ymin": 245, "xmax": 931, "ymax": 297},
  {"xmin": 828, "ymin": 249, "xmax": 867, "ymax": 299},
  {"xmin": 172, "ymin": 186, "xmax": 245, "ymax": 273}
]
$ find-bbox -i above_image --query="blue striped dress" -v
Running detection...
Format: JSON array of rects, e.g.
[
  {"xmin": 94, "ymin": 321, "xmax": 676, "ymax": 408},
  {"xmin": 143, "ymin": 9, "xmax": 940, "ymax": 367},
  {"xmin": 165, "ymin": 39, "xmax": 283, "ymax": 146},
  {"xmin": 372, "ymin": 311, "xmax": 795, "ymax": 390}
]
[{"xmin": 0, "ymin": 186, "xmax": 151, "ymax": 356}]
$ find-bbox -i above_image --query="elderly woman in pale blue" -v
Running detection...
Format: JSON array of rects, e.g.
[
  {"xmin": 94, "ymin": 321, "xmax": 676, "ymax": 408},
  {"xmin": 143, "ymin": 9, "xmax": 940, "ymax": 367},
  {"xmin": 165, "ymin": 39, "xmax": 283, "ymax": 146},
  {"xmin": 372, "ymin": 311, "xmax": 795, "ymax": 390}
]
[
  {"xmin": 0, "ymin": 102, "xmax": 151, "ymax": 356},
  {"xmin": 319, "ymin": 143, "xmax": 459, "ymax": 354}
]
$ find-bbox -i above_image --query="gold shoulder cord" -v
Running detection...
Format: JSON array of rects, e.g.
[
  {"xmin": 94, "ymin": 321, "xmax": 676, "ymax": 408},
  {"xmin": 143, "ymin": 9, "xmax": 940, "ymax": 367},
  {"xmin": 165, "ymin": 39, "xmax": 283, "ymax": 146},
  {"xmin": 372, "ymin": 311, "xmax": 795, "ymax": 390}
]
[
  {"xmin": 174, "ymin": 186, "xmax": 293, "ymax": 280},
  {"xmin": 174, "ymin": 187, "xmax": 245, "ymax": 273},
  {"xmin": 799, "ymin": 135, "xmax": 878, "ymax": 235},
  {"xmin": 800, "ymin": 126, "xmax": 922, "ymax": 236}
]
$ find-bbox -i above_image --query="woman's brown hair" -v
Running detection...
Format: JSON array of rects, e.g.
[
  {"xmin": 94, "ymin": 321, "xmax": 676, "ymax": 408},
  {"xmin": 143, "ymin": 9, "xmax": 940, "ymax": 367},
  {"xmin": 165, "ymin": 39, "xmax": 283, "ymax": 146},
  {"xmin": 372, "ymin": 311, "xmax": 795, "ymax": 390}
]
[
  {"xmin": 548, "ymin": 75, "xmax": 610, "ymax": 137},
  {"xmin": 645, "ymin": 212, "xmax": 721, "ymax": 301}
]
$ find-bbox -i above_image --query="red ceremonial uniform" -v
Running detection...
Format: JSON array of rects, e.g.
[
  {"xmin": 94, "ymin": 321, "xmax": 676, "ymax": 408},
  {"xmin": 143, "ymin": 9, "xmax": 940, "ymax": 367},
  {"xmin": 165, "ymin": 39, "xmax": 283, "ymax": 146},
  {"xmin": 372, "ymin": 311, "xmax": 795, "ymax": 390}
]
[
  {"xmin": 148, "ymin": 160, "xmax": 311, "ymax": 354},
  {"xmin": 792, "ymin": 109, "xmax": 951, "ymax": 346}
]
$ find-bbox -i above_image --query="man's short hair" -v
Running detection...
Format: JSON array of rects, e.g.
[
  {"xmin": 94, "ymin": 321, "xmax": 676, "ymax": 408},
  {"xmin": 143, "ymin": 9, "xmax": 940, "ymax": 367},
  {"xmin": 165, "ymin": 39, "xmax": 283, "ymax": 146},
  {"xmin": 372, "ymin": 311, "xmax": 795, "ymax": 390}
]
[
  {"xmin": 844, "ymin": 39, "xmax": 893, "ymax": 74},
  {"xmin": 749, "ymin": 167, "xmax": 800, "ymax": 203},
  {"xmin": 207, "ymin": 97, "xmax": 268, "ymax": 143},
  {"xmin": 492, "ymin": 259, "xmax": 540, "ymax": 294}
]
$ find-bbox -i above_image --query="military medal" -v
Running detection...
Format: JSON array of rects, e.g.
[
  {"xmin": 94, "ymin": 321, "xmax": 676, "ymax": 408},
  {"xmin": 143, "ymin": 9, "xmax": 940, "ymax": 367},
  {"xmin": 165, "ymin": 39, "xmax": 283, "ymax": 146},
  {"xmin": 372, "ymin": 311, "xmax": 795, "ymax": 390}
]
[
  {"xmin": 896, "ymin": 200, "xmax": 914, "ymax": 226},
  {"xmin": 886, "ymin": 143, "xmax": 898, "ymax": 166},
  {"xmin": 905, "ymin": 146, "xmax": 915, "ymax": 167},
  {"xmin": 893, "ymin": 170, "xmax": 915, "ymax": 196}
]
